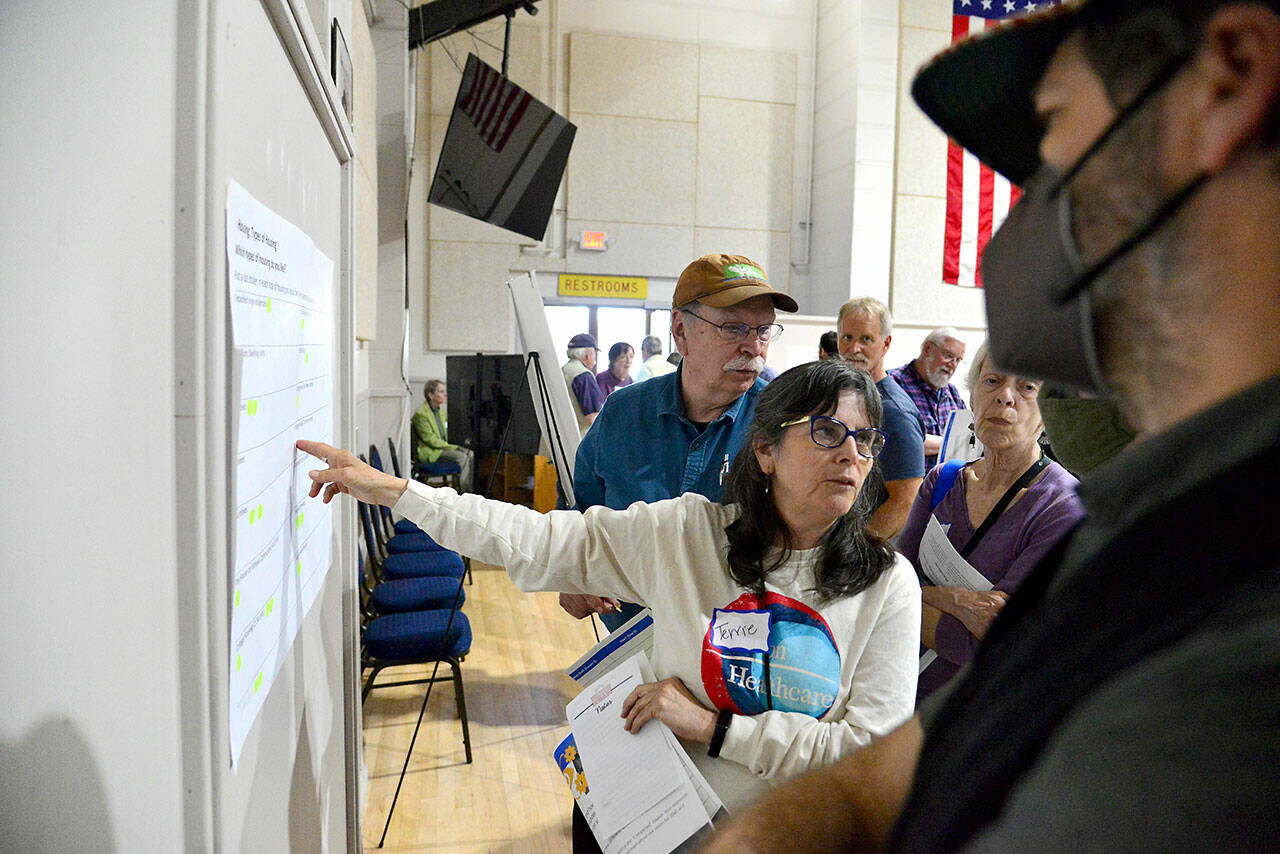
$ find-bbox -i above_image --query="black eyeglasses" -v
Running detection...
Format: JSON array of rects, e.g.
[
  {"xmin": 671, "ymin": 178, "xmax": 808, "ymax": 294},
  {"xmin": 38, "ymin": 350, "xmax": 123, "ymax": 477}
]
[
  {"xmin": 682, "ymin": 310, "xmax": 783, "ymax": 343},
  {"xmin": 780, "ymin": 415, "xmax": 887, "ymax": 459}
]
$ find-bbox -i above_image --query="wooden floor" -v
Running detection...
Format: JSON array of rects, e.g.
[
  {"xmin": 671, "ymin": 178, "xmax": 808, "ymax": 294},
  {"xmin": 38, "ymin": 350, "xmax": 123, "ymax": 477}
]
[{"xmin": 360, "ymin": 562, "xmax": 599, "ymax": 852}]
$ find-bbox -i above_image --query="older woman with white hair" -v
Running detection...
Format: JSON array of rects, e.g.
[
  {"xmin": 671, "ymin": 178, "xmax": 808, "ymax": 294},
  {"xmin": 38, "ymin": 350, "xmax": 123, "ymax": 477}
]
[{"xmin": 896, "ymin": 341, "xmax": 1086, "ymax": 699}]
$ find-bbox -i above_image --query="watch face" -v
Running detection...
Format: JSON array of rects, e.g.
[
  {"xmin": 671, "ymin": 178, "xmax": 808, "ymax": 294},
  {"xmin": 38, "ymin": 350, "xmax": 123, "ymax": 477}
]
[{"xmin": 701, "ymin": 591, "xmax": 840, "ymax": 718}]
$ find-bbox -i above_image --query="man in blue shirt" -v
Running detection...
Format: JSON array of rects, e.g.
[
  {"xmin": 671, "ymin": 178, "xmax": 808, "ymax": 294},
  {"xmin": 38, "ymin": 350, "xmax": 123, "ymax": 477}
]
[
  {"xmin": 560, "ymin": 253, "xmax": 799, "ymax": 630},
  {"xmin": 837, "ymin": 297, "xmax": 925, "ymax": 539}
]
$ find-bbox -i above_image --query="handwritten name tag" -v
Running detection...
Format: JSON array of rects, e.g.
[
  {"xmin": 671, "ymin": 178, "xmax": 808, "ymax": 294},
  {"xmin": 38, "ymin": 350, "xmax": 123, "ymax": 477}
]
[{"xmin": 709, "ymin": 608, "xmax": 772, "ymax": 653}]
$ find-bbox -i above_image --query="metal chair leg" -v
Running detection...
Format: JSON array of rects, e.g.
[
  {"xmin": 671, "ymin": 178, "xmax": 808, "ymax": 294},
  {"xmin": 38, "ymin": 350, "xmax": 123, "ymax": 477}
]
[{"xmin": 452, "ymin": 657, "xmax": 472, "ymax": 764}]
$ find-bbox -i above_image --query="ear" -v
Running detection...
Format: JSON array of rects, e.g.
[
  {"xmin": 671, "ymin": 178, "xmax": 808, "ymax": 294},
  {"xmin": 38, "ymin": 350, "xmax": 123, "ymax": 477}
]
[
  {"xmin": 753, "ymin": 439, "xmax": 775, "ymax": 476},
  {"xmin": 883, "ymin": 333, "xmax": 893, "ymax": 353},
  {"xmin": 1193, "ymin": 6, "xmax": 1280, "ymax": 172},
  {"xmin": 671, "ymin": 311, "xmax": 690, "ymax": 356}
]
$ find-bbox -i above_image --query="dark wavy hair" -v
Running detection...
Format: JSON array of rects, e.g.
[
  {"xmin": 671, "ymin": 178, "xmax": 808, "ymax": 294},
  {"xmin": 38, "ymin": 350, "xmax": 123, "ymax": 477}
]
[{"xmin": 723, "ymin": 359, "xmax": 897, "ymax": 603}]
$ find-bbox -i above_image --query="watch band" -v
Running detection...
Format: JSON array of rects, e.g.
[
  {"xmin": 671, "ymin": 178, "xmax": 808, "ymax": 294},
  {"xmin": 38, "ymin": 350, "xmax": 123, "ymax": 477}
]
[{"xmin": 707, "ymin": 709, "xmax": 733, "ymax": 758}]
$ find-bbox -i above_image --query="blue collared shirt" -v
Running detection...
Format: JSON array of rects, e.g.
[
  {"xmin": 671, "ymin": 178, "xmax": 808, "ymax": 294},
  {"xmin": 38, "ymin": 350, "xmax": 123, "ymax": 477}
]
[{"xmin": 573, "ymin": 366, "xmax": 765, "ymax": 511}]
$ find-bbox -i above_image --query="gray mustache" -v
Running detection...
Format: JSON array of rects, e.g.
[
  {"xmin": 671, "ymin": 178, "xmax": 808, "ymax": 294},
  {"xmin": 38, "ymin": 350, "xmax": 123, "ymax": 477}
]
[{"xmin": 723, "ymin": 355, "xmax": 766, "ymax": 373}]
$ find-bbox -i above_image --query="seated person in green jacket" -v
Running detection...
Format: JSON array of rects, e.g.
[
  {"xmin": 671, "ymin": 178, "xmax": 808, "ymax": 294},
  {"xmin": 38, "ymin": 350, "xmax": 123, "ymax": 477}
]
[{"xmin": 412, "ymin": 379, "xmax": 473, "ymax": 492}]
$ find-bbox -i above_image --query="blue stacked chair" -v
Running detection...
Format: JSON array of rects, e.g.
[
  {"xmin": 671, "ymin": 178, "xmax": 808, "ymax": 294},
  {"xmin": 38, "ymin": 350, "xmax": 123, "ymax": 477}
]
[
  {"xmin": 359, "ymin": 501, "xmax": 465, "ymax": 582},
  {"xmin": 359, "ymin": 550, "xmax": 465, "ymax": 616}
]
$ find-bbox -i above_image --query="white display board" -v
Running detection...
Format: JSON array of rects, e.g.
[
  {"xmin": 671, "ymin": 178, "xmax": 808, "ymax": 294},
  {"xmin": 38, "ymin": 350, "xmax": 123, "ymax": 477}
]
[
  {"xmin": 225, "ymin": 179, "xmax": 335, "ymax": 765},
  {"xmin": 509, "ymin": 272, "xmax": 582, "ymax": 501}
]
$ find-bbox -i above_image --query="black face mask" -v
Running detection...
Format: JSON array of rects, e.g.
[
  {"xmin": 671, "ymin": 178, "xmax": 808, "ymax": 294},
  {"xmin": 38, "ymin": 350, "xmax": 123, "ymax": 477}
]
[{"xmin": 980, "ymin": 54, "xmax": 1207, "ymax": 394}]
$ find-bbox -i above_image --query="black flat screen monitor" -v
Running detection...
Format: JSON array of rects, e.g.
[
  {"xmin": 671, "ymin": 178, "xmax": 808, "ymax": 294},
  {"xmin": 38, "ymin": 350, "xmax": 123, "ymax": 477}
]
[
  {"xmin": 446, "ymin": 354, "xmax": 541, "ymax": 457},
  {"xmin": 429, "ymin": 54, "xmax": 576, "ymax": 241}
]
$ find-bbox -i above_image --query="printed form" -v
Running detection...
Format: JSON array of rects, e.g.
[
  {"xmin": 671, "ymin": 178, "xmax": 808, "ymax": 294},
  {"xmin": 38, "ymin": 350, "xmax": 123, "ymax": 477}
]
[{"xmin": 565, "ymin": 653, "xmax": 722, "ymax": 854}]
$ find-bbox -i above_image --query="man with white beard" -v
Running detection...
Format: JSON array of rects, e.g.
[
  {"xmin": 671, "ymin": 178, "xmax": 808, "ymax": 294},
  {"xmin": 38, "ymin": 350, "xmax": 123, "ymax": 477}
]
[
  {"xmin": 559, "ymin": 254, "xmax": 798, "ymax": 631},
  {"xmin": 888, "ymin": 327, "xmax": 968, "ymax": 468}
]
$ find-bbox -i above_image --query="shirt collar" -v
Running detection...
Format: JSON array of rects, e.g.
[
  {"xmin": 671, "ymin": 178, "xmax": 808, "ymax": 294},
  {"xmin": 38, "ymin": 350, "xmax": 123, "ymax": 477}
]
[
  {"xmin": 659, "ymin": 364, "xmax": 765, "ymax": 424},
  {"xmin": 1077, "ymin": 373, "xmax": 1280, "ymax": 530}
]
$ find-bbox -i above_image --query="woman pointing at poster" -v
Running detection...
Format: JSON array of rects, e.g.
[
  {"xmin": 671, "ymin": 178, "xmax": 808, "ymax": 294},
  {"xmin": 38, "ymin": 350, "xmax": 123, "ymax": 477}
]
[{"xmin": 298, "ymin": 359, "xmax": 919, "ymax": 814}]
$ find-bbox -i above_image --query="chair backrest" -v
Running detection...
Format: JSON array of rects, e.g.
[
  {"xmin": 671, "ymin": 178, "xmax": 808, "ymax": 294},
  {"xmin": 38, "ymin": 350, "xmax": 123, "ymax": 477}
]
[
  {"xmin": 368, "ymin": 444, "xmax": 384, "ymax": 472},
  {"xmin": 357, "ymin": 500, "xmax": 385, "ymax": 572},
  {"xmin": 387, "ymin": 437, "xmax": 403, "ymax": 478}
]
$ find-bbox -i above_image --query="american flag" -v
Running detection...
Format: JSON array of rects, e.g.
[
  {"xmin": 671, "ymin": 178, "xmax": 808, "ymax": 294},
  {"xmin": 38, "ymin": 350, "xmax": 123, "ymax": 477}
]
[
  {"xmin": 943, "ymin": 0, "xmax": 1059, "ymax": 288},
  {"xmin": 457, "ymin": 54, "xmax": 532, "ymax": 154}
]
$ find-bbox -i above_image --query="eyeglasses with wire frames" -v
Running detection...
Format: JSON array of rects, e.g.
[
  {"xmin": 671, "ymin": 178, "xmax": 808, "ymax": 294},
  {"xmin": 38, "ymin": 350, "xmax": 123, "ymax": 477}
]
[
  {"xmin": 681, "ymin": 309, "xmax": 784, "ymax": 343},
  {"xmin": 779, "ymin": 415, "xmax": 887, "ymax": 459}
]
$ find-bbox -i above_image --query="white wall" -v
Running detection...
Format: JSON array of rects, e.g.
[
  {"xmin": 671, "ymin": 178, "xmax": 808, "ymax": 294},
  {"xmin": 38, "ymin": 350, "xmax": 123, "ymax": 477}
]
[
  {"xmin": 0, "ymin": 2, "xmax": 185, "ymax": 849},
  {"xmin": 890, "ymin": 0, "xmax": 987, "ymax": 333}
]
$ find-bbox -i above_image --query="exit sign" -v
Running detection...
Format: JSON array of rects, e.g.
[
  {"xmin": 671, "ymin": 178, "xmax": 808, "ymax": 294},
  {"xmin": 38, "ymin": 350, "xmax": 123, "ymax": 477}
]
[{"xmin": 580, "ymin": 230, "xmax": 607, "ymax": 251}]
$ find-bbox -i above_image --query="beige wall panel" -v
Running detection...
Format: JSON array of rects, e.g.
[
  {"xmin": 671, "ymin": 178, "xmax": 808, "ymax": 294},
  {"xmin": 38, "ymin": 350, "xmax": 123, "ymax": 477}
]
[
  {"xmin": 890, "ymin": 194, "xmax": 987, "ymax": 328},
  {"xmin": 569, "ymin": 32, "xmax": 699, "ymax": 121},
  {"xmin": 566, "ymin": 113, "xmax": 697, "ymax": 225},
  {"xmin": 428, "ymin": 23, "xmax": 545, "ymax": 116},
  {"xmin": 700, "ymin": 45, "xmax": 796, "ymax": 104},
  {"xmin": 562, "ymin": 219, "xmax": 694, "ymax": 277},
  {"xmin": 356, "ymin": 168, "xmax": 380, "ymax": 340},
  {"xmin": 901, "ymin": 0, "xmax": 952, "ymax": 33},
  {"xmin": 695, "ymin": 97, "xmax": 794, "ymax": 231},
  {"xmin": 692, "ymin": 227, "xmax": 791, "ymax": 294},
  {"xmin": 353, "ymin": 11, "xmax": 378, "ymax": 341},
  {"xmin": 896, "ymin": 26, "xmax": 951, "ymax": 199},
  {"xmin": 427, "ymin": 240, "xmax": 518, "ymax": 350}
]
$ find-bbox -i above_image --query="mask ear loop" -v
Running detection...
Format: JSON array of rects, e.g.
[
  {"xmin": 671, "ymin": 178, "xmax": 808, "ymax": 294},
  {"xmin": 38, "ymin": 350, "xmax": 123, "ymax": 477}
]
[{"xmin": 1049, "ymin": 50, "xmax": 1211, "ymax": 306}]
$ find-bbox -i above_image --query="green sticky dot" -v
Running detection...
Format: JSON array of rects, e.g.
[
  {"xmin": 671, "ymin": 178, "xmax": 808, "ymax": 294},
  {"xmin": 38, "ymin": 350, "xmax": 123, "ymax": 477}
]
[
  {"xmin": 266, "ymin": 298, "xmax": 272, "ymax": 312},
  {"xmin": 254, "ymin": 672, "xmax": 262, "ymax": 692},
  {"xmin": 296, "ymin": 560, "xmax": 302, "ymax": 576},
  {"xmin": 300, "ymin": 317, "xmax": 305, "ymax": 329},
  {"xmin": 296, "ymin": 394, "xmax": 300, "ymax": 406},
  {"xmin": 296, "ymin": 512, "xmax": 304, "ymax": 528},
  {"xmin": 235, "ymin": 589, "xmax": 241, "ymax": 607},
  {"xmin": 257, "ymin": 503, "xmax": 263, "ymax": 520},
  {"xmin": 236, "ymin": 654, "xmax": 242, "ymax": 672},
  {"xmin": 305, "ymin": 353, "xmax": 309, "ymax": 364}
]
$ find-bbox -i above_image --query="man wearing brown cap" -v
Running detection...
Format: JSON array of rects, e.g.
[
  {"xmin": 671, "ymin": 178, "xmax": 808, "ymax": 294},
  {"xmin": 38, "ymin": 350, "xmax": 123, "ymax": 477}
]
[
  {"xmin": 560, "ymin": 254, "xmax": 797, "ymax": 633},
  {"xmin": 705, "ymin": 1, "xmax": 1280, "ymax": 851}
]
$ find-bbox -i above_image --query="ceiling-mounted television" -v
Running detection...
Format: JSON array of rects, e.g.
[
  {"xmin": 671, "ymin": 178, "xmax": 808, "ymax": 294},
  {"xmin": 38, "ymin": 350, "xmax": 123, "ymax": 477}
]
[{"xmin": 428, "ymin": 53, "xmax": 576, "ymax": 241}]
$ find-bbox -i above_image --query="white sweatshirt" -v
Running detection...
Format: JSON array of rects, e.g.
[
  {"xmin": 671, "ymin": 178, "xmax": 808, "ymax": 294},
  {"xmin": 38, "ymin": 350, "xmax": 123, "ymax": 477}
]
[{"xmin": 393, "ymin": 481, "xmax": 921, "ymax": 813}]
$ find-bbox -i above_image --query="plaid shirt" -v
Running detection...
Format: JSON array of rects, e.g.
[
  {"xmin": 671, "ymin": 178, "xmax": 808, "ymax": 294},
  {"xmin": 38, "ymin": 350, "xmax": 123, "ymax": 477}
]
[{"xmin": 888, "ymin": 360, "xmax": 966, "ymax": 439}]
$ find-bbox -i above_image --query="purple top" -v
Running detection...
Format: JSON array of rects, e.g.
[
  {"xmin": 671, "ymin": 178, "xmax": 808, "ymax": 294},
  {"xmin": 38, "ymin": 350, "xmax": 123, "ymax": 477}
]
[
  {"xmin": 897, "ymin": 459, "xmax": 1085, "ymax": 698},
  {"xmin": 572, "ymin": 371, "xmax": 606, "ymax": 415},
  {"xmin": 595, "ymin": 370, "xmax": 634, "ymax": 398}
]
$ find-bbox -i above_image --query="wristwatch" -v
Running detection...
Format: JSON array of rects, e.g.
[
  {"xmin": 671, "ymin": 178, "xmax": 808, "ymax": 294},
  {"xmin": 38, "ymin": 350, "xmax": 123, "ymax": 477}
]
[{"xmin": 707, "ymin": 709, "xmax": 733, "ymax": 758}]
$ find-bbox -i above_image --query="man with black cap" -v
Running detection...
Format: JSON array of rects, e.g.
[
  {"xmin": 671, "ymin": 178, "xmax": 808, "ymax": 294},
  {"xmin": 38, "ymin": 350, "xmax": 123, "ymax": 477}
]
[
  {"xmin": 704, "ymin": 2, "xmax": 1280, "ymax": 851},
  {"xmin": 562, "ymin": 331, "xmax": 605, "ymax": 434},
  {"xmin": 559, "ymin": 254, "xmax": 798, "ymax": 632}
]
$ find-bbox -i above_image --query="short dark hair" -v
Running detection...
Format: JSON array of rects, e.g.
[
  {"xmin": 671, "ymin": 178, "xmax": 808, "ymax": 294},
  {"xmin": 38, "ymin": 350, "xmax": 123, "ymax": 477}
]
[
  {"xmin": 608, "ymin": 341, "xmax": 632, "ymax": 363},
  {"xmin": 819, "ymin": 330, "xmax": 838, "ymax": 356},
  {"xmin": 722, "ymin": 359, "xmax": 897, "ymax": 603}
]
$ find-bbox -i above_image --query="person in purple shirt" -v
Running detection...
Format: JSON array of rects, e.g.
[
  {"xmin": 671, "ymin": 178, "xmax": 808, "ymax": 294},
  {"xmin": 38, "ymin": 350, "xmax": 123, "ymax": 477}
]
[
  {"xmin": 887, "ymin": 327, "xmax": 968, "ymax": 469},
  {"xmin": 896, "ymin": 341, "xmax": 1085, "ymax": 699},
  {"xmin": 562, "ymin": 332, "xmax": 606, "ymax": 434},
  {"xmin": 595, "ymin": 341, "xmax": 634, "ymax": 397}
]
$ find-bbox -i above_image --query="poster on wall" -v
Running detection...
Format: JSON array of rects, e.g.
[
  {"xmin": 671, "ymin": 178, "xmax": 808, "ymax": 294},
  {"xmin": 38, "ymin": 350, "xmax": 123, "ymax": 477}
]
[{"xmin": 225, "ymin": 179, "xmax": 335, "ymax": 766}]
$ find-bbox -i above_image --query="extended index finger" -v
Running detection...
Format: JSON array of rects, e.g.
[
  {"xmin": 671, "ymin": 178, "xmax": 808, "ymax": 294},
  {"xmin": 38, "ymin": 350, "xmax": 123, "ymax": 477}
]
[{"xmin": 296, "ymin": 439, "xmax": 339, "ymax": 462}]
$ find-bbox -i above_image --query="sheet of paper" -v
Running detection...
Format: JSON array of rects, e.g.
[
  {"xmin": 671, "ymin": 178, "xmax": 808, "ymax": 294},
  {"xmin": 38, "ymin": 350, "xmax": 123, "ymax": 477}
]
[
  {"xmin": 635, "ymin": 656, "xmax": 724, "ymax": 824},
  {"xmin": 918, "ymin": 515, "xmax": 994, "ymax": 591},
  {"xmin": 567, "ymin": 653, "xmax": 711, "ymax": 854},
  {"xmin": 226, "ymin": 179, "xmax": 335, "ymax": 766},
  {"xmin": 566, "ymin": 607, "xmax": 654, "ymax": 685}
]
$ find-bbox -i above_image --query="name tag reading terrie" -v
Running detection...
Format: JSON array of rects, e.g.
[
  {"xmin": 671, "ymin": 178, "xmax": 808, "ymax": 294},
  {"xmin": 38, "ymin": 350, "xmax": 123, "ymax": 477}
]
[{"xmin": 710, "ymin": 608, "xmax": 773, "ymax": 653}]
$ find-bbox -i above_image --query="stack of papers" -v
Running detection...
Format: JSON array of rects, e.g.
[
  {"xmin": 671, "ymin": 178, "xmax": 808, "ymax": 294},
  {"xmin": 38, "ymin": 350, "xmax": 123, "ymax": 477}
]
[{"xmin": 555, "ymin": 651, "xmax": 723, "ymax": 854}]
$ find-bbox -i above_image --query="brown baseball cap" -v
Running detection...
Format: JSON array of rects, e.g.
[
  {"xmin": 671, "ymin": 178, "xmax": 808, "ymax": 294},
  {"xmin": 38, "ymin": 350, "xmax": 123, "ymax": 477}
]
[{"xmin": 672, "ymin": 254, "xmax": 799, "ymax": 313}]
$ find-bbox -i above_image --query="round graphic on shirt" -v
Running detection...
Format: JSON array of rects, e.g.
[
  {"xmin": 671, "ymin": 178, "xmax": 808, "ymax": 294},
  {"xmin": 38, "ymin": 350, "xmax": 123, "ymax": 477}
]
[{"xmin": 701, "ymin": 591, "xmax": 841, "ymax": 717}]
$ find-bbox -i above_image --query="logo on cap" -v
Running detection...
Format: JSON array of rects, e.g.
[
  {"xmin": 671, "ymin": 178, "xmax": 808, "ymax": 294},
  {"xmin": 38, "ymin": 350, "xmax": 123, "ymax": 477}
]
[{"xmin": 723, "ymin": 263, "xmax": 766, "ymax": 282}]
